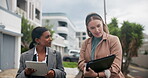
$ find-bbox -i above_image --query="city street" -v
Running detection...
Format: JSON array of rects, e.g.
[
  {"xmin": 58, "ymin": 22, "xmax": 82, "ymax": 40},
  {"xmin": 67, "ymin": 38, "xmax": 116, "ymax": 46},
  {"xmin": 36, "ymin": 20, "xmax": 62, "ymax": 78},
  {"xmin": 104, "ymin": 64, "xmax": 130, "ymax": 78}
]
[{"xmin": 129, "ymin": 65, "xmax": 148, "ymax": 78}]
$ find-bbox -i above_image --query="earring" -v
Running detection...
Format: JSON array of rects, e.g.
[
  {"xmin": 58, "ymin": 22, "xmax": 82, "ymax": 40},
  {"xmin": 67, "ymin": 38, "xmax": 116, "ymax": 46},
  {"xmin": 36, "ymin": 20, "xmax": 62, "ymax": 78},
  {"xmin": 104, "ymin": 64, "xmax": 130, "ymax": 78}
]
[
  {"xmin": 89, "ymin": 31, "xmax": 92, "ymax": 35},
  {"xmin": 37, "ymin": 42, "xmax": 40, "ymax": 45}
]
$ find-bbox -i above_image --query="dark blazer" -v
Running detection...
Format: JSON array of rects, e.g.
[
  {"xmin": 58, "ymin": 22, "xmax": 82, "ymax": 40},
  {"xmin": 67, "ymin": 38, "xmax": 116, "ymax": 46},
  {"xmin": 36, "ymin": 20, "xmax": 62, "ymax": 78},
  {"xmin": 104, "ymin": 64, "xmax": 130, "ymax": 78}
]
[{"xmin": 16, "ymin": 47, "xmax": 66, "ymax": 78}]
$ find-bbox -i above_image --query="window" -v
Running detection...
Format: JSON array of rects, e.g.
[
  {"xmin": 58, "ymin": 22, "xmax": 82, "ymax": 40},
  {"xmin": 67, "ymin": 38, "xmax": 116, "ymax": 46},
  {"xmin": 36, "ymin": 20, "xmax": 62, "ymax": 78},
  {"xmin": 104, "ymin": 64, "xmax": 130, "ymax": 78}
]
[
  {"xmin": 83, "ymin": 37, "xmax": 86, "ymax": 40},
  {"xmin": 76, "ymin": 32, "xmax": 80, "ymax": 36},
  {"xmin": 35, "ymin": 9, "xmax": 40, "ymax": 20},
  {"xmin": 58, "ymin": 21, "xmax": 67, "ymax": 27},
  {"xmin": 58, "ymin": 33, "xmax": 67, "ymax": 40},
  {"xmin": 83, "ymin": 32, "xmax": 86, "ymax": 35}
]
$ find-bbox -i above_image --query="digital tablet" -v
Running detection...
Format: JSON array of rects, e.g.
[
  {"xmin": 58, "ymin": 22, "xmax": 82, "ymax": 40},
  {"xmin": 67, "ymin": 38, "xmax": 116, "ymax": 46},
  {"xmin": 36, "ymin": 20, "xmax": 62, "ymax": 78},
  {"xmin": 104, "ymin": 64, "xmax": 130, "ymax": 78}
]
[
  {"xmin": 86, "ymin": 54, "xmax": 116, "ymax": 72},
  {"xmin": 25, "ymin": 61, "xmax": 48, "ymax": 76}
]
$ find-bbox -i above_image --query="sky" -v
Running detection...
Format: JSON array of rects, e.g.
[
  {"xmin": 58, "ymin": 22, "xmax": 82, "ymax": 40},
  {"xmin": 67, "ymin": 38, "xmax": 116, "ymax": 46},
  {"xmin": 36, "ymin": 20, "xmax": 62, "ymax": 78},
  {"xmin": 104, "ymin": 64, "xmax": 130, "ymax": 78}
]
[{"xmin": 42, "ymin": 0, "xmax": 148, "ymax": 34}]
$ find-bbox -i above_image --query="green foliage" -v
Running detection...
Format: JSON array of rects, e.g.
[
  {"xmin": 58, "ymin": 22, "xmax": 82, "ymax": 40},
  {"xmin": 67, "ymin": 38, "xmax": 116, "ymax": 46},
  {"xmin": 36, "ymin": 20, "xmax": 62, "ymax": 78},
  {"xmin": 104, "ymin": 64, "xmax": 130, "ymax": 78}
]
[
  {"xmin": 120, "ymin": 21, "xmax": 144, "ymax": 75},
  {"xmin": 108, "ymin": 18, "xmax": 121, "ymax": 37},
  {"xmin": 21, "ymin": 16, "xmax": 34, "ymax": 53},
  {"xmin": 121, "ymin": 21, "xmax": 144, "ymax": 56},
  {"xmin": 108, "ymin": 18, "xmax": 144, "ymax": 75},
  {"xmin": 63, "ymin": 62, "xmax": 78, "ymax": 68}
]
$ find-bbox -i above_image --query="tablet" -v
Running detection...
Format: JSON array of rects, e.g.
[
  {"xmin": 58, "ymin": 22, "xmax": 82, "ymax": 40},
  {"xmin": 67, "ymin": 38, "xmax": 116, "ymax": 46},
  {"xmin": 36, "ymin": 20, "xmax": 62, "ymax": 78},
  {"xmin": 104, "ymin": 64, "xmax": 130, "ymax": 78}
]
[
  {"xmin": 25, "ymin": 61, "xmax": 48, "ymax": 76},
  {"xmin": 86, "ymin": 54, "xmax": 116, "ymax": 72}
]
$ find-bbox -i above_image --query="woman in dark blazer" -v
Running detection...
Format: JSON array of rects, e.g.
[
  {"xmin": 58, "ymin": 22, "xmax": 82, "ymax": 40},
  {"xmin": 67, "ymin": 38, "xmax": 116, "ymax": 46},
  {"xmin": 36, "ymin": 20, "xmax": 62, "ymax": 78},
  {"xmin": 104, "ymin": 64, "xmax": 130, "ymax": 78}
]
[{"xmin": 16, "ymin": 27, "xmax": 66, "ymax": 78}]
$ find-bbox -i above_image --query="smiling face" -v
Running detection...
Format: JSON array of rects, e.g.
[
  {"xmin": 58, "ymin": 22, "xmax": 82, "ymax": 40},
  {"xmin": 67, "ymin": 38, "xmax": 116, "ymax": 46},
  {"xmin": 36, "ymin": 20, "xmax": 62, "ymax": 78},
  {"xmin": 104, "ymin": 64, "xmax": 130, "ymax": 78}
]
[
  {"xmin": 87, "ymin": 19, "xmax": 104, "ymax": 38},
  {"xmin": 36, "ymin": 31, "xmax": 52, "ymax": 47}
]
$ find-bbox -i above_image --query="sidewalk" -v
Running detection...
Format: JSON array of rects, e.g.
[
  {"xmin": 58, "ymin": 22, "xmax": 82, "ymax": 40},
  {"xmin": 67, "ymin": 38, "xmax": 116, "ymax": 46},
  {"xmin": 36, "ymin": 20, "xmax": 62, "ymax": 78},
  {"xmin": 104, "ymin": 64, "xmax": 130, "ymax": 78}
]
[{"xmin": 0, "ymin": 67, "xmax": 79, "ymax": 78}]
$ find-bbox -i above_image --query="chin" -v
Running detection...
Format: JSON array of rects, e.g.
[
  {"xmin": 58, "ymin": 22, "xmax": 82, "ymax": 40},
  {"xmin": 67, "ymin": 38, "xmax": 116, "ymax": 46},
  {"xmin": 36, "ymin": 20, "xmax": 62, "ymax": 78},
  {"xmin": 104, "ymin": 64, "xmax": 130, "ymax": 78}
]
[{"xmin": 94, "ymin": 35, "xmax": 101, "ymax": 38}]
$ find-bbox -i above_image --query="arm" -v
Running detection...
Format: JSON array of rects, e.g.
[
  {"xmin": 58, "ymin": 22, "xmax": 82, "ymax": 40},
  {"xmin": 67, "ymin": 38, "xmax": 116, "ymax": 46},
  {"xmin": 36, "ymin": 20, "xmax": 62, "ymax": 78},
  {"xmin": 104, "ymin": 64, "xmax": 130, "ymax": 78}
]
[
  {"xmin": 78, "ymin": 39, "xmax": 88, "ymax": 72},
  {"xmin": 53, "ymin": 52, "xmax": 66, "ymax": 78},
  {"xmin": 16, "ymin": 54, "xmax": 28, "ymax": 78},
  {"xmin": 109, "ymin": 36, "xmax": 123, "ymax": 77}
]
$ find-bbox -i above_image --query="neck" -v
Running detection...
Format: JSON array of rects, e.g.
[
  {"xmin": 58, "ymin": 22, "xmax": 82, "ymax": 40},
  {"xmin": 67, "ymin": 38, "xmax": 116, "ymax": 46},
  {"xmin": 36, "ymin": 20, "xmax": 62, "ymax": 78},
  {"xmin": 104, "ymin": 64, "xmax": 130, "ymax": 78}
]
[{"xmin": 36, "ymin": 45, "xmax": 46, "ymax": 54}]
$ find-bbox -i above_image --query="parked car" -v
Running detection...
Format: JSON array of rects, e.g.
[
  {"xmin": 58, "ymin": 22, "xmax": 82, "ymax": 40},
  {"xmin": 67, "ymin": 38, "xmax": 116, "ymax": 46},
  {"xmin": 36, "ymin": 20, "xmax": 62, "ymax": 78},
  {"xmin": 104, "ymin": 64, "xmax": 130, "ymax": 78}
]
[
  {"xmin": 68, "ymin": 50, "xmax": 80, "ymax": 56},
  {"xmin": 63, "ymin": 52, "xmax": 80, "ymax": 62}
]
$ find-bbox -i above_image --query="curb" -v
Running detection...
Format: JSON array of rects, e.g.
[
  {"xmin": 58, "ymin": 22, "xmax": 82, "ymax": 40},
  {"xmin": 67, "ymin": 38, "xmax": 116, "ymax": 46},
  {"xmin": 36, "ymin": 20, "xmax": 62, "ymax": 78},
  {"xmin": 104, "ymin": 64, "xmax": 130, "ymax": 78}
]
[{"xmin": 127, "ymin": 74, "xmax": 135, "ymax": 78}]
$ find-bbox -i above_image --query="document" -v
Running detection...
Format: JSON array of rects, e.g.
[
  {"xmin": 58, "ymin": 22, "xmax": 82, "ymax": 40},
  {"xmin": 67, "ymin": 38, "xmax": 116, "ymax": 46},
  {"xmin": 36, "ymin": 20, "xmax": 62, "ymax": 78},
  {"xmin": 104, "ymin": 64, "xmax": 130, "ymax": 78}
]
[
  {"xmin": 86, "ymin": 54, "xmax": 116, "ymax": 72},
  {"xmin": 25, "ymin": 61, "xmax": 48, "ymax": 76}
]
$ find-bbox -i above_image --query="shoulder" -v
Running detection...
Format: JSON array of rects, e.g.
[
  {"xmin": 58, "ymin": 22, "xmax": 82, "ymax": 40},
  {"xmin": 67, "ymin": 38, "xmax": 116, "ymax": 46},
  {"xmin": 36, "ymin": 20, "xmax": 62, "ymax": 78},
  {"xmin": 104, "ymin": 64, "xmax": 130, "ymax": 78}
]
[
  {"xmin": 47, "ymin": 47, "xmax": 61, "ymax": 55},
  {"xmin": 107, "ymin": 34, "xmax": 119, "ymax": 42},
  {"xmin": 83, "ymin": 37, "xmax": 91, "ymax": 44},
  {"xmin": 21, "ymin": 48, "xmax": 34, "ymax": 56}
]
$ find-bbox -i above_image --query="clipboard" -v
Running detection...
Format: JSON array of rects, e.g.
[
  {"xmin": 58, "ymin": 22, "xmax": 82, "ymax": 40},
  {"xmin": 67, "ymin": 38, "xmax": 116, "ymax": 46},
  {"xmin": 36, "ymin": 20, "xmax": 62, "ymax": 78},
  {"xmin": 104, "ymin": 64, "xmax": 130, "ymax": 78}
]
[
  {"xmin": 25, "ymin": 61, "xmax": 48, "ymax": 76},
  {"xmin": 86, "ymin": 54, "xmax": 116, "ymax": 72}
]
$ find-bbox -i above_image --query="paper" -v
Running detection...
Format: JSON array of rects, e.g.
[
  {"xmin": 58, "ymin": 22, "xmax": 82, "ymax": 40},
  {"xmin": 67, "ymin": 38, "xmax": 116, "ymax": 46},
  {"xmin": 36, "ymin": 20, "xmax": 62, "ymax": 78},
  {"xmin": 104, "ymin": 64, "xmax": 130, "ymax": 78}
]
[{"xmin": 25, "ymin": 61, "xmax": 48, "ymax": 76}]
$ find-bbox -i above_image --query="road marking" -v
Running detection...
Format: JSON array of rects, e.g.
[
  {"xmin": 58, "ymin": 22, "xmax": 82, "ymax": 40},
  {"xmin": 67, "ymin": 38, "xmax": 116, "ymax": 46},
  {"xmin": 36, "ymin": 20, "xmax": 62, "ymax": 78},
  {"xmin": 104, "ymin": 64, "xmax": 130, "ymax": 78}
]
[
  {"xmin": 129, "ymin": 65, "xmax": 148, "ymax": 72},
  {"xmin": 131, "ymin": 69, "xmax": 139, "ymax": 72}
]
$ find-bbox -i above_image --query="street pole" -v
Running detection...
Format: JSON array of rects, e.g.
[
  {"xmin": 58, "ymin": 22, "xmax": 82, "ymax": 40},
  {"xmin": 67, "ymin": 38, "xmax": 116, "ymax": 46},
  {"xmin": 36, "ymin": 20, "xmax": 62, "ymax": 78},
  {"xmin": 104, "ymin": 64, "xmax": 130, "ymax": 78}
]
[{"xmin": 103, "ymin": 0, "xmax": 107, "ymax": 24}]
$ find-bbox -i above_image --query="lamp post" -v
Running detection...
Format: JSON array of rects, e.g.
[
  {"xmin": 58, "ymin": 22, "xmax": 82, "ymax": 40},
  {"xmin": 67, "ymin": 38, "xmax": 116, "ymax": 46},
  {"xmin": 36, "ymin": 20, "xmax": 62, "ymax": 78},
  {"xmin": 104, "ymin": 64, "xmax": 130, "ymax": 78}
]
[{"xmin": 103, "ymin": 0, "xmax": 107, "ymax": 24}]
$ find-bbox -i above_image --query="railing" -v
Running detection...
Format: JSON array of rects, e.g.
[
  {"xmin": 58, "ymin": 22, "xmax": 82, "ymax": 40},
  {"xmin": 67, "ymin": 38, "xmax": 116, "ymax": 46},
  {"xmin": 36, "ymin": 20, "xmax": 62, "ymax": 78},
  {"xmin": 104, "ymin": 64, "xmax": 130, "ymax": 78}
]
[{"xmin": 16, "ymin": 7, "xmax": 27, "ymax": 18}]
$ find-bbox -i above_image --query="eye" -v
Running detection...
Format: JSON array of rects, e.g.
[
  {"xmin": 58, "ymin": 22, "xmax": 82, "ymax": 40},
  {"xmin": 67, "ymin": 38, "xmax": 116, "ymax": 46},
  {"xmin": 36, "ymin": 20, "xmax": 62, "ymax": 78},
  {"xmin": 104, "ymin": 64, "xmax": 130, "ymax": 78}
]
[
  {"xmin": 97, "ymin": 24, "xmax": 100, "ymax": 27},
  {"xmin": 90, "ymin": 27, "xmax": 95, "ymax": 30},
  {"xmin": 45, "ymin": 35, "xmax": 51, "ymax": 39}
]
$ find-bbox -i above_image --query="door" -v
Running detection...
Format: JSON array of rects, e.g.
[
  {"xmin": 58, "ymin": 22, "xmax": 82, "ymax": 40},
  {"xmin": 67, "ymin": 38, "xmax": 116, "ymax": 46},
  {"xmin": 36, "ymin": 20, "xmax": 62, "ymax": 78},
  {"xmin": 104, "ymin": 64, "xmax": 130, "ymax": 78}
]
[{"xmin": 1, "ymin": 34, "xmax": 15, "ymax": 70}]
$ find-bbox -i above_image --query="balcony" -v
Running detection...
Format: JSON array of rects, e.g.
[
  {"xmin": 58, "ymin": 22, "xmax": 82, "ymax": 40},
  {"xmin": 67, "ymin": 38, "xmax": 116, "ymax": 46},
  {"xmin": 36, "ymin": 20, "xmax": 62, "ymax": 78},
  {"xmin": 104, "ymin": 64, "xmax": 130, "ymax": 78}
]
[
  {"xmin": 0, "ymin": 6, "xmax": 21, "ymax": 34},
  {"xmin": 16, "ymin": 7, "xmax": 27, "ymax": 18},
  {"xmin": 57, "ymin": 27, "xmax": 68, "ymax": 34}
]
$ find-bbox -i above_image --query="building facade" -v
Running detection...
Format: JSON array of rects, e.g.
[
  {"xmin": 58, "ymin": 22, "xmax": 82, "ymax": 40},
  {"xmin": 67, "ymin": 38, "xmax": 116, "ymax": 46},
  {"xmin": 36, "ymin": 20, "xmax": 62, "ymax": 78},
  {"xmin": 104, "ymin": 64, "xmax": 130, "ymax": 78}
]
[
  {"xmin": 76, "ymin": 31, "xmax": 87, "ymax": 49},
  {"xmin": 0, "ymin": 0, "xmax": 42, "ymax": 70},
  {"xmin": 42, "ymin": 13, "xmax": 79, "ymax": 54},
  {"xmin": 16, "ymin": 0, "xmax": 42, "ymax": 26},
  {"xmin": 0, "ymin": 0, "xmax": 22, "ymax": 70}
]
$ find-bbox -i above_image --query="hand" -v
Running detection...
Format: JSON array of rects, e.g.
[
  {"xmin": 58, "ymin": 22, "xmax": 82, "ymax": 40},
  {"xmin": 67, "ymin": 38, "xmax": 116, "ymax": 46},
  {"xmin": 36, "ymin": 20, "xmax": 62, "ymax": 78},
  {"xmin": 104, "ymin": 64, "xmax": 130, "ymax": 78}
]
[
  {"xmin": 45, "ymin": 70, "xmax": 55, "ymax": 78},
  {"xmin": 83, "ymin": 67, "xmax": 98, "ymax": 77},
  {"xmin": 24, "ymin": 68, "xmax": 36, "ymax": 76}
]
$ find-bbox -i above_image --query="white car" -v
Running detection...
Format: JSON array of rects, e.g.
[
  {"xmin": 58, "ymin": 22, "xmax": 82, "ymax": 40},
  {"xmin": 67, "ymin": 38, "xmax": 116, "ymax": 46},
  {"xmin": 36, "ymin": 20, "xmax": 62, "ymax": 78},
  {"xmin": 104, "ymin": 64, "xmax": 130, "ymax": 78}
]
[{"xmin": 68, "ymin": 50, "xmax": 80, "ymax": 56}]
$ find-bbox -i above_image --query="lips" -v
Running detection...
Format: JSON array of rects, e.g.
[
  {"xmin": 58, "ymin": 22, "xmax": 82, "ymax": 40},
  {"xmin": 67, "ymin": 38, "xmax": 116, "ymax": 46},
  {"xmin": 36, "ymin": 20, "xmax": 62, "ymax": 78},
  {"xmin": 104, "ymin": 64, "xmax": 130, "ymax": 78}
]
[{"xmin": 95, "ymin": 33, "xmax": 100, "ymax": 36}]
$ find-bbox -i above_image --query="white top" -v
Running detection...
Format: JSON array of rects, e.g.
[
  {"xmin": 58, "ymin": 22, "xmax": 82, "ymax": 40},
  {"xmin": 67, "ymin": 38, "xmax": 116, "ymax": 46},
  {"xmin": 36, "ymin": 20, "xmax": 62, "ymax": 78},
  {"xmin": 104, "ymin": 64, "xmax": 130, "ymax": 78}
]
[{"xmin": 34, "ymin": 47, "xmax": 48, "ymax": 63}]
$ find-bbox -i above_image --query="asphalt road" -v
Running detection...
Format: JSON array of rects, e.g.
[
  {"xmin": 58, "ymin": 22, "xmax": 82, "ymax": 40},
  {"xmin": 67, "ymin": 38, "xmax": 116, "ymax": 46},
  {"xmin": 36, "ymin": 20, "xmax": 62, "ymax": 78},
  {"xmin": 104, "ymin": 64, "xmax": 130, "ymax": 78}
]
[{"xmin": 129, "ymin": 65, "xmax": 148, "ymax": 78}]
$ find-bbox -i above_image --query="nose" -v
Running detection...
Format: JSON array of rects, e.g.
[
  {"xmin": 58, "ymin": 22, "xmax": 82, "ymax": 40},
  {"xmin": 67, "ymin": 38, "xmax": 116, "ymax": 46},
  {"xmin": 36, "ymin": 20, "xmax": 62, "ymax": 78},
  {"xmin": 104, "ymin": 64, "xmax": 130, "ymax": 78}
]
[
  {"xmin": 95, "ymin": 27, "xmax": 99, "ymax": 32},
  {"xmin": 49, "ymin": 37, "xmax": 53, "ymax": 41}
]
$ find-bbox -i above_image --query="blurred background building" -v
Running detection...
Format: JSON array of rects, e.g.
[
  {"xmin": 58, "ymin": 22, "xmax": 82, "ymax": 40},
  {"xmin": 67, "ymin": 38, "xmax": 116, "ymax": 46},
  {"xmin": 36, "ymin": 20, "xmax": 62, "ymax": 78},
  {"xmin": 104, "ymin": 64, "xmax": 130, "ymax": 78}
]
[
  {"xmin": 0, "ymin": 0, "xmax": 22, "ymax": 70},
  {"xmin": 16, "ymin": 0, "xmax": 42, "ymax": 26},
  {"xmin": 0, "ymin": 0, "xmax": 42, "ymax": 70},
  {"xmin": 76, "ymin": 31, "xmax": 87, "ymax": 48},
  {"xmin": 42, "ymin": 13, "xmax": 79, "ymax": 54}
]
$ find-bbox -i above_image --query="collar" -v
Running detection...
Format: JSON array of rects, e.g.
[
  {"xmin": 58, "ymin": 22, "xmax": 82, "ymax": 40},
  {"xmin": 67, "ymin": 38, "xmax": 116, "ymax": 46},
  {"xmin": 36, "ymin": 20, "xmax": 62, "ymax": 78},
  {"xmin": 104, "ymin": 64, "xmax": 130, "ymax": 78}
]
[{"xmin": 34, "ymin": 47, "xmax": 48, "ymax": 56}]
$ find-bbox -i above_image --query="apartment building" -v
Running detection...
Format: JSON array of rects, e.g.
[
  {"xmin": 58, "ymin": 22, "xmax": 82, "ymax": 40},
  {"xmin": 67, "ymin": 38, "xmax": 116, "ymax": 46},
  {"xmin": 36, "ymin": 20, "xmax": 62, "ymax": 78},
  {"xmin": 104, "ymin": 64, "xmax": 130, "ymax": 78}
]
[
  {"xmin": 76, "ymin": 31, "xmax": 87, "ymax": 49},
  {"xmin": 42, "ymin": 13, "xmax": 79, "ymax": 54},
  {"xmin": 0, "ymin": 0, "xmax": 21, "ymax": 70},
  {"xmin": 0, "ymin": 0, "xmax": 42, "ymax": 70},
  {"xmin": 16, "ymin": 0, "xmax": 42, "ymax": 26}
]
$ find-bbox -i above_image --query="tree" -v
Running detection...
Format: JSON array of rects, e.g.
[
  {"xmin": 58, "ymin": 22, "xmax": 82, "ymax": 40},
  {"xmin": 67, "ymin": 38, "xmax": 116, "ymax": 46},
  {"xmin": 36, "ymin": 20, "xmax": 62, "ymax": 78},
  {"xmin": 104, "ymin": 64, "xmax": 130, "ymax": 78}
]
[
  {"xmin": 21, "ymin": 16, "xmax": 34, "ymax": 52},
  {"xmin": 108, "ymin": 18, "xmax": 144, "ymax": 76},
  {"xmin": 108, "ymin": 18, "xmax": 120, "ymax": 37},
  {"xmin": 120, "ymin": 21, "xmax": 144, "ymax": 75}
]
